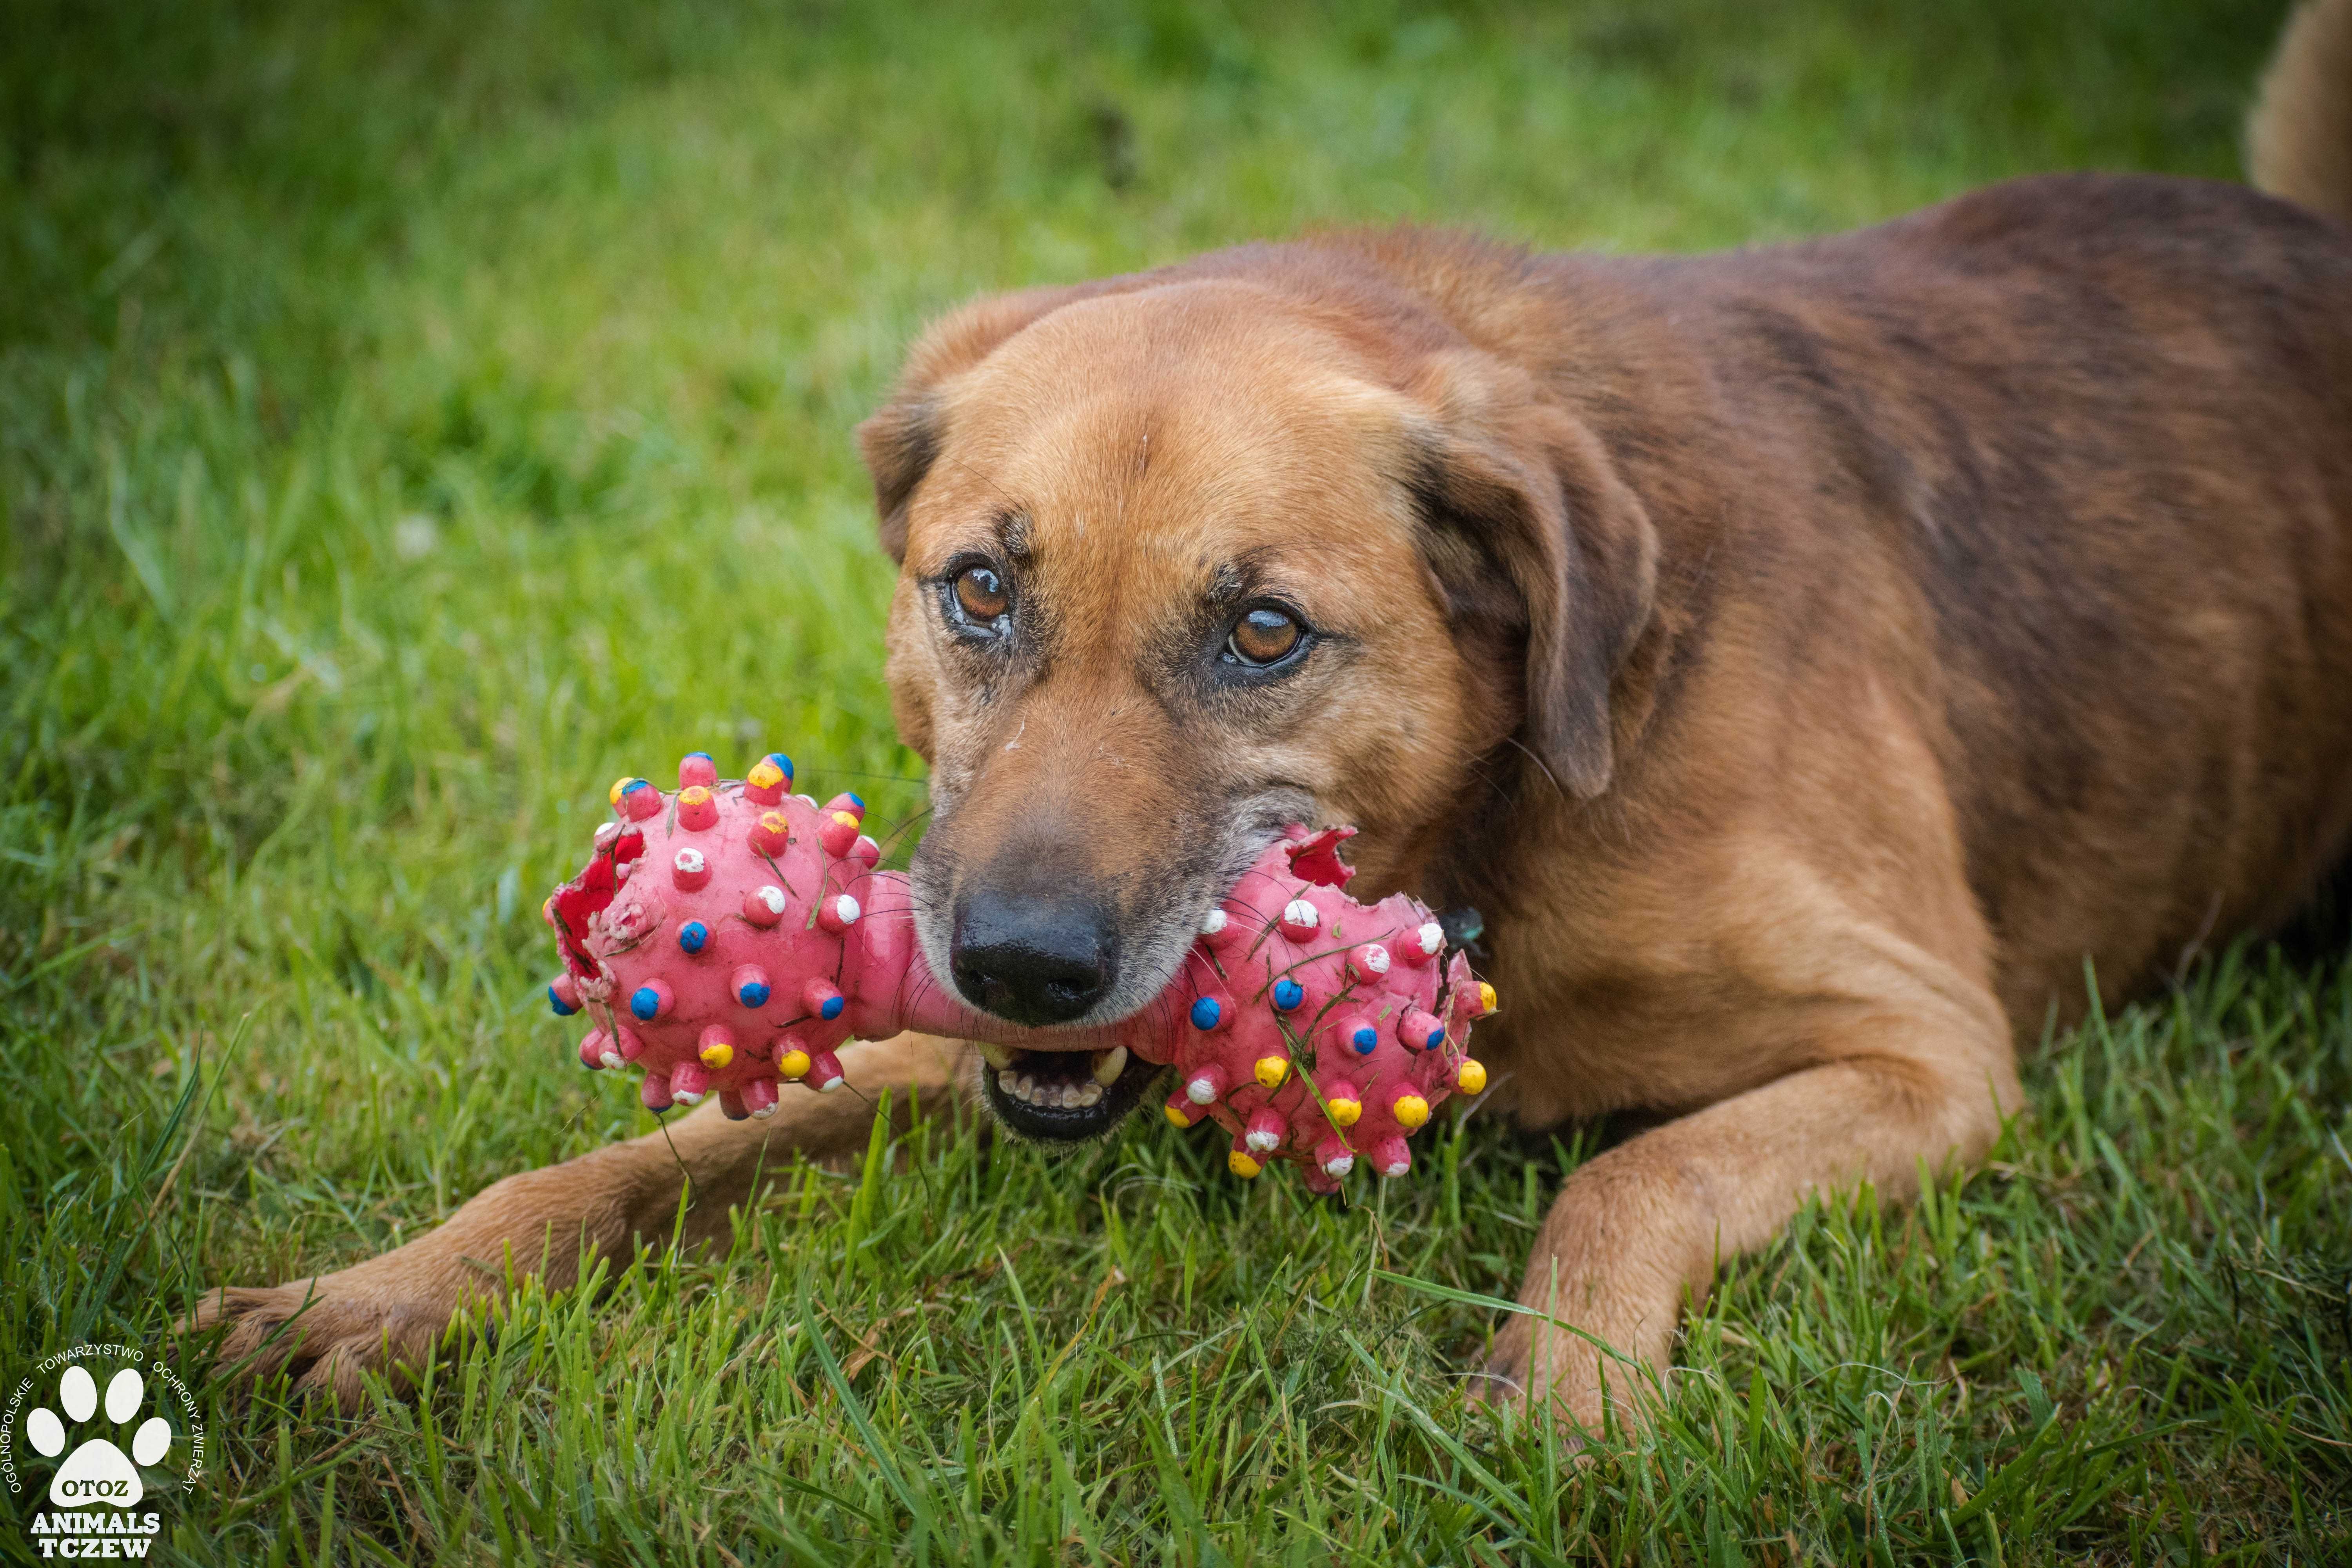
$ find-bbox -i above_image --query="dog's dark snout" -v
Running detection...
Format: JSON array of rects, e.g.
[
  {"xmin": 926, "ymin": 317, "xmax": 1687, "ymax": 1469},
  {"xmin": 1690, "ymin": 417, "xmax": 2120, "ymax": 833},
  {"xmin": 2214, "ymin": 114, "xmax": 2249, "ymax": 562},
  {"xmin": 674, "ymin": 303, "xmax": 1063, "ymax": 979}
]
[{"xmin": 949, "ymin": 880, "xmax": 1119, "ymax": 1027}]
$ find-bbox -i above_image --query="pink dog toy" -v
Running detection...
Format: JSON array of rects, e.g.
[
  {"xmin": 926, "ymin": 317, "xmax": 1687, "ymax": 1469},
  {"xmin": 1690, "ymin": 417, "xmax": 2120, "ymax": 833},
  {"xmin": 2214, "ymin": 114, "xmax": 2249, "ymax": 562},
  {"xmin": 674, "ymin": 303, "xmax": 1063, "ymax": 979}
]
[{"xmin": 545, "ymin": 753, "xmax": 1493, "ymax": 1186}]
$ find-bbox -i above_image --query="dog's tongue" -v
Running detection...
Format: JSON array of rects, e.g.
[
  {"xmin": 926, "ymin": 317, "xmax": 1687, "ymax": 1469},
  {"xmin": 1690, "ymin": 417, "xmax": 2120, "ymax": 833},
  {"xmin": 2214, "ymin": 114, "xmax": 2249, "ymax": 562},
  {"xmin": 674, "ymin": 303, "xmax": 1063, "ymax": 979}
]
[{"xmin": 544, "ymin": 757, "xmax": 1492, "ymax": 1185}]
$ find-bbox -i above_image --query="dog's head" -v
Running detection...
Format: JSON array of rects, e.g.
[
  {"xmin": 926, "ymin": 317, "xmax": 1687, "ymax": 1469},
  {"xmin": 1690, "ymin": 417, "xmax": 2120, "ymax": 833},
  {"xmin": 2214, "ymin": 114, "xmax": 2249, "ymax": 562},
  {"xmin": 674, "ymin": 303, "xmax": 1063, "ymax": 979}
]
[{"xmin": 858, "ymin": 251, "xmax": 1655, "ymax": 1138}]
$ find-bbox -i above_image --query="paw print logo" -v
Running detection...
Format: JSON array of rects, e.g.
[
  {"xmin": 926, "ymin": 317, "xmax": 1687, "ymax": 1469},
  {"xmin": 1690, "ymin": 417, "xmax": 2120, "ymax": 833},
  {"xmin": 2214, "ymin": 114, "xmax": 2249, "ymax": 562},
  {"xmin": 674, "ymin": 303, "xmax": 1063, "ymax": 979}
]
[{"xmin": 25, "ymin": 1365, "xmax": 171, "ymax": 1508}]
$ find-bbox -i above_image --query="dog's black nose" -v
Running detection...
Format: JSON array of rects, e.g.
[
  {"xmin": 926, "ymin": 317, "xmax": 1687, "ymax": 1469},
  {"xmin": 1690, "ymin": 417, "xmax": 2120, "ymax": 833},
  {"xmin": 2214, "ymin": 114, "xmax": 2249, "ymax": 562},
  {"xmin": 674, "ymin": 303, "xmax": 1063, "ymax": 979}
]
[{"xmin": 949, "ymin": 886, "xmax": 1118, "ymax": 1026}]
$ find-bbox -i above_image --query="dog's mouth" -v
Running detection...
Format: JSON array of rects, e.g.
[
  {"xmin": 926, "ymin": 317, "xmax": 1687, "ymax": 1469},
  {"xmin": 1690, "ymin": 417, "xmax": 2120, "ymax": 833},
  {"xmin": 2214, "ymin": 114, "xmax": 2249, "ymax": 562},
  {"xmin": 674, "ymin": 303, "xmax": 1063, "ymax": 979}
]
[{"xmin": 976, "ymin": 1042, "xmax": 1163, "ymax": 1142}]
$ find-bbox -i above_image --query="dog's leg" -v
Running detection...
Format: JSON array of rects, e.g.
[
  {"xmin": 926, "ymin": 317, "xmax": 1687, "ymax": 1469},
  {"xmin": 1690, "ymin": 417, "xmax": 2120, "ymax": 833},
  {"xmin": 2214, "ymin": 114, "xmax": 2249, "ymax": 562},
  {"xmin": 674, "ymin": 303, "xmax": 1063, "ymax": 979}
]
[
  {"xmin": 1480, "ymin": 1013, "xmax": 2021, "ymax": 1434},
  {"xmin": 187, "ymin": 1032, "xmax": 976, "ymax": 1408}
]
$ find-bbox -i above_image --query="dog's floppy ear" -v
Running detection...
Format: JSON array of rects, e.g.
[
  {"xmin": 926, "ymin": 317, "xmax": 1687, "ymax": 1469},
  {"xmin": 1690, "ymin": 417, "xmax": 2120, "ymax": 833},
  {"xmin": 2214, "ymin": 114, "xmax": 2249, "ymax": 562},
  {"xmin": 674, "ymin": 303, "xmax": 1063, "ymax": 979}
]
[
  {"xmin": 856, "ymin": 394, "xmax": 938, "ymax": 566},
  {"xmin": 1404, "ymin": 356, "xmax": 1658, "ymax": 798},
  {"xmin": 858, "ymin": 284, "xmax": 1093, "ymax": 563}
]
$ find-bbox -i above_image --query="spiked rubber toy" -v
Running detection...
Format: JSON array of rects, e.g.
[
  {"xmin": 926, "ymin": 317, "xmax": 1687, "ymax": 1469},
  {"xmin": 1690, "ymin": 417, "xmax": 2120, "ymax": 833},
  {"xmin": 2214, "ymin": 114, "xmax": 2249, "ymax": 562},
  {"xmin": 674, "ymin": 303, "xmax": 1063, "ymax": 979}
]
[
  {"xmin": 545, "ymin": 753, "xmax": 1494, "ymax": 1186},
  {"xmin": 543, "ymin": 752, "xmax": 890, "ymax": 1120},
  {"xmin": 1151, "ymin": 826, "xmax": 1493, "ymax": 1192}
]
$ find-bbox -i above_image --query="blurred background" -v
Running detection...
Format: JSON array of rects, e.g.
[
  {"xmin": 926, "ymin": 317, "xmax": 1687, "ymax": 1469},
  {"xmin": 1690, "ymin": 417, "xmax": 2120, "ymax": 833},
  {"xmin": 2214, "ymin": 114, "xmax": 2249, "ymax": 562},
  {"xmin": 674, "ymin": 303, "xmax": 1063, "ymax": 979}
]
[
  {"xmin": 5, "ymin": 2, "xmax": 2342, "ymax": 1562},
  {"xmin": 0, "ymin": 0, "xmax": 2283, "ymax": 886}
]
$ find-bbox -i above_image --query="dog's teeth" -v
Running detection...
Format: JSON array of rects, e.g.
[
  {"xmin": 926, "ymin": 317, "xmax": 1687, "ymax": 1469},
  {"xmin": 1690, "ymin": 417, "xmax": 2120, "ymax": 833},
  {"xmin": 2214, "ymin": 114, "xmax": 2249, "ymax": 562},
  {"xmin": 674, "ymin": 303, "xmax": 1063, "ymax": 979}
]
[
  {"xmin": 979, "ymin": 1042, "xmax": 1015, "ymax": 1071},
  {"xmin": 994, "ymin": 1060, "xmax": 1122, "ymax": 1114}
]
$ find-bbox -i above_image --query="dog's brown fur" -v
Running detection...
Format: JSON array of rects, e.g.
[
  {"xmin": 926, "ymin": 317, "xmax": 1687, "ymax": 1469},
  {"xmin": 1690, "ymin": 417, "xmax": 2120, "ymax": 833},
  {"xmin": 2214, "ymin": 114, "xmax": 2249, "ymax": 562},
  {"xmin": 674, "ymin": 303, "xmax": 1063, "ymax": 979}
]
[{"xmin": 194, "ymin": 4, "xmax": 2352, "ymax": 1431}]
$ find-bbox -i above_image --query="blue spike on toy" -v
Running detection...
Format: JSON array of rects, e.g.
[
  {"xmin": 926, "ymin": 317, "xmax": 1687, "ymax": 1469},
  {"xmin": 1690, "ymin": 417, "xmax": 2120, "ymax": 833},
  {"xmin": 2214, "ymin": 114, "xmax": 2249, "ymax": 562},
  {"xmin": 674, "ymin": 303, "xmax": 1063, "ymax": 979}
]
[
  {"xmin": 548, "ymin": 984, "xmax": 578, "ymax": 1017},
  {"xmin": 738, "ymin": 978, "xmax": 771, "ymax": 1007},
  {"xmin": 631, "ymin": 986, "xmax": 661, "ymax": 1020},
  {"xmin": 1272, "ymin": 978, "xmax": 1304, "ymax": 1012},
  {"xmin": 769, "ymin": 753, "xmax": 794, "ymax": 778},
  {"xmin": 678, "ymin": 920, "xmax": 709, "ymax": 953},
  {"xmin": 818, "ymin": 994, "xmax": 844, "ymax": 1021},
  {"xmin": 1350, "ymin": 1024, "xmax": 1377, "ymax": 1054},
  {"xmin": 1190, "ymin": 996, "xmax": 1222, "ymax": 1030},
  {"xmin": 843, "ymin": 791, "xmax": 864, "ymax": 809}
]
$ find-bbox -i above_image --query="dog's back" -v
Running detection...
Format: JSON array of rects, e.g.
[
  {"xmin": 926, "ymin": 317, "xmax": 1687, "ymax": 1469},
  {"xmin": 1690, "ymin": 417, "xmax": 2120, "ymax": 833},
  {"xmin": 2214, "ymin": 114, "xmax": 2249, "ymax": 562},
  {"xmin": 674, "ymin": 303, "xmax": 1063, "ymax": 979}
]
[{"xmin": 1603, "ymin": 171, "xmax": 2352, "ymax": 1031}]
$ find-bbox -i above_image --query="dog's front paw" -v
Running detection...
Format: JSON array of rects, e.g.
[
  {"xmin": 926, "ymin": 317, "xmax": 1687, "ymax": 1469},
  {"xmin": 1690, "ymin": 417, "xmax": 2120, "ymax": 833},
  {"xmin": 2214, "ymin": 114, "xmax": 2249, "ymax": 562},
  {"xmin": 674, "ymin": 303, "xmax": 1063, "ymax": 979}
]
[
  {"xmin": 1470, "ymin": 1312, "xmax": 1534, "ymax": 1406},
  {"xmin": 183, "ymin": 1247, "xmax": 472, "ymax": 1411},
  {"xmin": 1470, "ymin": 1306, "xmax": 1661, "ymax": 1438}
]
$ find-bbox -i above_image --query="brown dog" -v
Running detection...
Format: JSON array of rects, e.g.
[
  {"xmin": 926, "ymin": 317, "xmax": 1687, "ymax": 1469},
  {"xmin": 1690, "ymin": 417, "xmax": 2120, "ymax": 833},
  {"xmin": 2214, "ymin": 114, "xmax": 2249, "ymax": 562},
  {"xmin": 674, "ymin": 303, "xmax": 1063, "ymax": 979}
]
[{"xmin": 195, "ymin": 4, "xmax": 2352, "ymax": 1430}]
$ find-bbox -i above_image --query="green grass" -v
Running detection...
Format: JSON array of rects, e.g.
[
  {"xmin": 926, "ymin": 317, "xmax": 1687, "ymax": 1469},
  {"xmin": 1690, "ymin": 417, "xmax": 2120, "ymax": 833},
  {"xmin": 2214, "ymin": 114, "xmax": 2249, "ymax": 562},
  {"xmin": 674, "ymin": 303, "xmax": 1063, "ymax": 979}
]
[{"xmin": 3, "ymin": 0, "xmax": 2346, "ymax": 1560}]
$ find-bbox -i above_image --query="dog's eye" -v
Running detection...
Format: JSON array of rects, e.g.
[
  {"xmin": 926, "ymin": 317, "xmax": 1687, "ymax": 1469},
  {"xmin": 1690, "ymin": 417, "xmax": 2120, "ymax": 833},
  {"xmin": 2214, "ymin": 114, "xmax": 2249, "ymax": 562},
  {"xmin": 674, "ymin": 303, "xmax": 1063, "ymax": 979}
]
[
  {"xmin": 953, "ymin": 564, "xmax": 1009, "ymax": 624},
  {"xmin": 1226, "ymin": 607, "xmax": 1303, "ymax": 667}
]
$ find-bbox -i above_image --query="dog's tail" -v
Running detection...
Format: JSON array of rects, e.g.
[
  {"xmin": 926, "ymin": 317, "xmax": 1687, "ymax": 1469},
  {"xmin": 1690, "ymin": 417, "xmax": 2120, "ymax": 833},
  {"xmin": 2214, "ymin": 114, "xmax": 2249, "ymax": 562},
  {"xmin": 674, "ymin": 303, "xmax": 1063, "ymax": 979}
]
[{"xmin": 2249, "ymin": 0, "xmax": 2352, "ymax": 223}]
